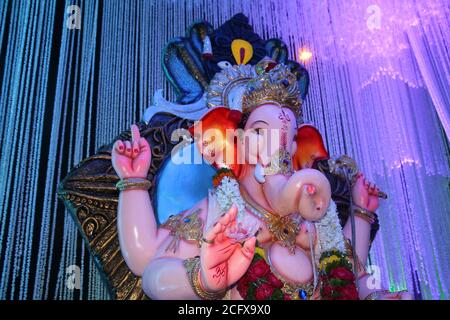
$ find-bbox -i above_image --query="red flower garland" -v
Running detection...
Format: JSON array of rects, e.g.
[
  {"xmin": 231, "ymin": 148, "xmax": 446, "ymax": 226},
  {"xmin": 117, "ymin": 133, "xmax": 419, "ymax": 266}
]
[
  {"xmin": 319, "ymin": 250, "xmax": 359, "ymax": 300},
  {"xmin": 236, "ymin": 252, "xmax": 288, "ymax": 300}
]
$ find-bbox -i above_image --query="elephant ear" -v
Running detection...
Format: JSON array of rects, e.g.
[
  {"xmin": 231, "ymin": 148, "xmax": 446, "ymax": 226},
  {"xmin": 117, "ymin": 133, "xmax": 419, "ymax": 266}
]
[
  {"xmin": 188, "ymin": 107, "xmax": 242, "ymax": 177},
  {"xmin": 293, "ymin": 124, "xmax": 329, "ymax": 170}
]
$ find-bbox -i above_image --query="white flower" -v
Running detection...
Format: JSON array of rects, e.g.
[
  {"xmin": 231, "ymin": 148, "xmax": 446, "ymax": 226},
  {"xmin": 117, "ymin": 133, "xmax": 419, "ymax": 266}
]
[
  {"xmin": 316, "ymin": 200, "xmax": 346, "ymax": 255},
  {"xmin": 215, "ymin": 177, "xmax": 246, "ymax": 217},
  {"xmin": 215, "ymin": 176, "xmax": 259, "ymax": 240}
]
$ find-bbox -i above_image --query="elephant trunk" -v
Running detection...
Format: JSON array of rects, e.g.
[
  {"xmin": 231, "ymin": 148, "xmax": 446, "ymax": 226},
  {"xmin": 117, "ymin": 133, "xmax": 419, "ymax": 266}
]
[{"xmin": 262, "ymin": 168, "xmax": 331, "ymax": 221}]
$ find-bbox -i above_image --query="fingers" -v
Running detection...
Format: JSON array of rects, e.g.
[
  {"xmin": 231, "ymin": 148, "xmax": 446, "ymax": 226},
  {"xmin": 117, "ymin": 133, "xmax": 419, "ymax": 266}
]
[
  {"xmin": 218, "ymin": 205, "xmax": 238, "ymax": 226},
  {"xmin": 371, "ymin": 185, "xmax": 380, "ymax": 196},
  {"xmin": 124, "ymin": 141, "xmax": 132, "ymax": 158},
  {"xmin": 114, "ymin": 140, "xmax": 125, "ymax": 154},
  {"xmin": 228, "ymin": 237, "xmax": 256, "ymax": 271},
  {"xmin": 139, "ymin": 137, "xmax": 150, "ymax": 152},
  {"xmin": 203, "ymin": 221, "xmax": 223, "ymax": 242},
  {"xmin": 360, "ymin": 174, "xmax": 380, "ymax": 196},
  {"xmin": 367, "ymin": 196, "xmax": 379, "ymax": 212},
  {"xmin": 203, "ymin": 206, "xmax": 238, "ymax": 243},
  {"xmin": 131, "ymin": 124, "xmax": 140, "ymax": 142},
  {"xmin": 132, "ymin": 140, "xmax": 139, "ymax": 158},
  {"xmin": 242, "ymin": 237, "xmax": 256, "ymax": 258},
  {"xmin": 353, "ymin": 173, "xmax": 365, "ymax": 189}
]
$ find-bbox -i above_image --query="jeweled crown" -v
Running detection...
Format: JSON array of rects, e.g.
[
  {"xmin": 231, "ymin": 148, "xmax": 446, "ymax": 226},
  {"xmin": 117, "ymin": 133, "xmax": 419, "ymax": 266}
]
[{"xmin": 242, "ymin": 63, "xmax": 302, "ymax": 117}]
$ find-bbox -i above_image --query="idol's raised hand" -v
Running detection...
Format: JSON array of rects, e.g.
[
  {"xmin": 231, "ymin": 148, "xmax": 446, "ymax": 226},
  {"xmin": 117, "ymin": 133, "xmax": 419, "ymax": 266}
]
[
  {"xmin": 200, "ymin": 206, "xmax": 256, "ymax": 293},
  {"xmin": 112, "ymin": 124, "xmax": 151, "ymax": 179},
  {"xmin": 351, "ymin": 173, "xmax": 380, "ymax": 212}
]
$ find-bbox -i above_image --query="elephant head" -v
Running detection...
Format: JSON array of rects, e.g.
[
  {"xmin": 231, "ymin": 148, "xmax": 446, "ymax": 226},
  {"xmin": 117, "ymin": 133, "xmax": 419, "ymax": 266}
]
[{"xmin": 189, "ymin": 101, "xmax": 331, "ymax": 222}]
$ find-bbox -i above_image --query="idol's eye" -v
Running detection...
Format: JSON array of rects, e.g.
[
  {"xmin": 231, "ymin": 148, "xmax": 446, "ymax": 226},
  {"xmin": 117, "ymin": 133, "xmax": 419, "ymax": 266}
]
[
  {"xmin": 254, "ymin": 128, "xmax": 263, "ymax": 135},
  {"xmin": 218, "ymin": 61, "xmax": 232, "ymax": 69}
]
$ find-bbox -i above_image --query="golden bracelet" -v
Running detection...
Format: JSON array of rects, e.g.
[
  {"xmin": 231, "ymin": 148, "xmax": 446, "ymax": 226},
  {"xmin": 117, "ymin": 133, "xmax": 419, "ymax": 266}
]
[
  {"xmin": 184, "ymin": 256, "xmax": 227, "ymax": 300},
  {"xmin": 353, "ymin": 205, "xmax": 376, "ymax": 224},
  {"xmin": 115, "ymin": 178, "xmax": 152, "ymax": 191}
]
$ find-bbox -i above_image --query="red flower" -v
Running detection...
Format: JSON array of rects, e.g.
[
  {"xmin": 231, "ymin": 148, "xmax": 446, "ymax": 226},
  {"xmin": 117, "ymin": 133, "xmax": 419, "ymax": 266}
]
[
  {"xmin": 336, "ymin": 284, "xmax": 359, "ymax": 300},
  {"xmin": 255, "ymin": 283, "xmax": 274, "ymax": 300},
  {"xmin": 322, "ymin": 284, "xmax": 334, "ymax": 297},
  {"xmin": 236, "ymin": 276, "xmax": 250, "ymax": 298},
  {"xmin": 266, "ymin": 273, "xmax": 283, "ymax": 288},
  {"xmin": 247, "ymin": 259, "xmax": 270, "ymax": 282},
  {"xmin": 283, "ymin": 294, "xmax": 292, "ymax": 300},
  {"xmin": 330, "ymin": 267, "xmax": 354, "ymax": 281}
]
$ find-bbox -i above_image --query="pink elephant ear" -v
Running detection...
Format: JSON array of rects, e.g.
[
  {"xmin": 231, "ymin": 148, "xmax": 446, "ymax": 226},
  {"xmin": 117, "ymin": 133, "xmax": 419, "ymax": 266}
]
[
  {"xmin": 293, "ymin": 124, "xmax": 329, "ymax": 170},
  {"xmin": 188, "ymin": 107, "xmax": 243, "ymax": 177}
]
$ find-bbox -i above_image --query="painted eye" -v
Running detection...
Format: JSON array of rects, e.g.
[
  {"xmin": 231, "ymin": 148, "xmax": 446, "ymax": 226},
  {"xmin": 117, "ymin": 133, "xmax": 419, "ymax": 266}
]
[
  {"xmin": 254, "ymin": 128, "xmax": 263, "ymax": 135},
  {"xmin": 218, "ymin": 61, "xmax": 232, "ymax": 69}
]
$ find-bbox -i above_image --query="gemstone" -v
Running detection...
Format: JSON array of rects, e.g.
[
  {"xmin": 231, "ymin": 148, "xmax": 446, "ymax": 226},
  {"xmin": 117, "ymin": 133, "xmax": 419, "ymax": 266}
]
[
  {"xmin": 281, "ymin": 79, "xmax": 289, "ymax": 87},
  {"xmin": 298, "ymin": 289, "xmax": 307, "ymax": 300},
  {"xmin": 183, "ymin": 218, "xmax": 191, "ymax": 223},
  {"xmin": 283, "ymin": 228, "xmax": 289, "ymax": 234}
]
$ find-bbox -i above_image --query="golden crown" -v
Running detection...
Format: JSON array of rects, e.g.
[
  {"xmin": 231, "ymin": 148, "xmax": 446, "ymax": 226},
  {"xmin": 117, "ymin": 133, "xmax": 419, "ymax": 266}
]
[
  {"xmin": 205, "ymin": 39, "xmax": 303, "ymax": 120},
  {"xmin": 242, "ymin": 63, "xmax": 302, "ymax": 117}
]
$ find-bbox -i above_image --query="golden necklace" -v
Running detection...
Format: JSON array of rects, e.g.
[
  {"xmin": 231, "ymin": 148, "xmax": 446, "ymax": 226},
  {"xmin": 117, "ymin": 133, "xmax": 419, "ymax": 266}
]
[{"xmin": 239, "ymin": 186, "xmax": 300, "ymax": 253}]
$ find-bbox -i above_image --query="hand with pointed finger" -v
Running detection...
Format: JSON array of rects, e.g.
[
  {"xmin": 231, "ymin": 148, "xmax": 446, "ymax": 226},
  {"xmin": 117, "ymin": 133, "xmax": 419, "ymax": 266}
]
[
  {"xmin": 200, "ymin": 206, "xmax": 256, "ymax": 293},
  {"xmin": 111, "ymin": 124, "xmax": 151, "ymax": 179},
  {"xmin": 352, "ymin": 173, "xmax": 380, "ymax": 212}
]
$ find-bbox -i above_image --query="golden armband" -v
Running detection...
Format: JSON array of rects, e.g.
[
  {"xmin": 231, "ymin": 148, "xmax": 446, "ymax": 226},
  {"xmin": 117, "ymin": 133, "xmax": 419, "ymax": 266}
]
[{"xmin": 183, "ymin": 257, "xmax": 227, "ymax": 300}]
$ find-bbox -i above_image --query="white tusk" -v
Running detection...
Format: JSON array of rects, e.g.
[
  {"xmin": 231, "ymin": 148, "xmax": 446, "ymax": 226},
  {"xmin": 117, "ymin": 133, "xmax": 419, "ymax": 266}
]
[{"xmin": 254, "ymin": 163, "xmax": 266, "ymax": 183}]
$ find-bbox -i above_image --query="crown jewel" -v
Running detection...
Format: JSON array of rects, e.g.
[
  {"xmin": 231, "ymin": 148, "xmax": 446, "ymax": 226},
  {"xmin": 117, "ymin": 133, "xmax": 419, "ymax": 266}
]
[
  {"xmin": 242, "ymin": 63, "xmax": 302, "ymax": 117},
  {"xmin": 206, "ymin": 61, "xmax": 302, "ymax": 121}
]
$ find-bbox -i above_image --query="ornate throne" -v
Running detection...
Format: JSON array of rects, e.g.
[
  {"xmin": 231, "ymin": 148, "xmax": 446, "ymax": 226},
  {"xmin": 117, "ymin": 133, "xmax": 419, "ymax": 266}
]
[{"xmin": 57, "ymin": 14, "xmax": 378, "ymax": 300}]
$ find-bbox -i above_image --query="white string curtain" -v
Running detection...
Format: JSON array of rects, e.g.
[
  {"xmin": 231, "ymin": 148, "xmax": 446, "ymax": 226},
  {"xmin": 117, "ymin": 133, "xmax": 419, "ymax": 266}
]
[{"xmin": 0, "ymin": 0, "xmax": 448, "ymax": 299}]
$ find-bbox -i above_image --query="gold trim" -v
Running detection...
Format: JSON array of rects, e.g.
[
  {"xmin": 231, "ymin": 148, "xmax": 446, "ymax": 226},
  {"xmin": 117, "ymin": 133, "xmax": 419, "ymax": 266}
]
[
  {"xmin": 242, "ymin": 64, "xmax": 302, "ymax": 117},
  {"xmin": 160, "ymin": 209, "xmax": 203, "ymax": 252},
  {"xmin": 263, "ymin": 245, "xmax": 314, "ymax": 300},
  {"xmin": 239, "ymin": 186, "xmax": 300, "ymax": 253},
  {"xmin": 184, "ymin": 257, "xmax": 227, "ymax": 300}
]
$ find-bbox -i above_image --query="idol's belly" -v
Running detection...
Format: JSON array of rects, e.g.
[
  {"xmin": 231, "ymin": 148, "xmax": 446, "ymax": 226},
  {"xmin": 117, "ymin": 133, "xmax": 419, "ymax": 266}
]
[{"xmin": 264, "ymin": 242, "xmax": 314, "ymax": 285}]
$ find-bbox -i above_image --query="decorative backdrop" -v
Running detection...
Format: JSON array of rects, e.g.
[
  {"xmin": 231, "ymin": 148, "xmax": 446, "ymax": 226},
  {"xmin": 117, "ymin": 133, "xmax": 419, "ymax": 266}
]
[{"xmin": 0, "ymin": 0, "xmax": 449, "ymax": 300}]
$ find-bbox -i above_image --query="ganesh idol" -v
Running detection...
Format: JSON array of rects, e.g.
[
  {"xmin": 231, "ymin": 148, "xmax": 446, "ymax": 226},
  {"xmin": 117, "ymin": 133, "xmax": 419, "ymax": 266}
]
[{"xmin": 59, "ymin": 14, "xmax": 412, "ymax": 300}]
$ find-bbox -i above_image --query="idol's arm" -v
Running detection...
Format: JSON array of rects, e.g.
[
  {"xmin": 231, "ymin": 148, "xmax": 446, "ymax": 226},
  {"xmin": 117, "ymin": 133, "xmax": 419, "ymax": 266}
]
[
  {"xmin": 343, "ymin": 172, "xmax": 377, "ymax": 267},
  {"xmin": 343, "ymin": 214, "xmax": 373, "ymax": 299},
  {"xmin": 112, "ymin": 124, "xmax": 165, "ymax": 276},
  {"xmin": 141, "ymin": 200, "xmax": 208, "ymax": 300},
  {"xmin": 343, "ymin": 215, "xmax": 371, "ymax": 269},
  {"xmin": 141, "ymin": 206, "xmax": 256, "ymax": 300},
  {"xmin": 142, "ymin": 257, "xmax": 200, "ymax": 300},
  {"xmin": 117, "ymin": 189, "xmax": 160, "ymax": 276}
]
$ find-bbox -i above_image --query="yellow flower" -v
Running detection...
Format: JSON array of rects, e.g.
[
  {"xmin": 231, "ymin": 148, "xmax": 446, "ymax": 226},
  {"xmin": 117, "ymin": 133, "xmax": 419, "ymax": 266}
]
[
  {"xmin": 319, "ymin": 255, "xmax": 340, "ymax": 270},
  {"xmin": 254, "ymin": 247, "xmax": 266, "ymax": 260}
]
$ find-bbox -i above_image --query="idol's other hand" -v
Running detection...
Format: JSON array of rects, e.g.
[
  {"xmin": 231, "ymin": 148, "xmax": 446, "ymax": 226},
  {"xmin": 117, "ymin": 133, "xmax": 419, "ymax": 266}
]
[
  {"xmin": 200, "ymin": 206, "xmax": 256, "ymax": 293},
  {"xmin": 112, "ymin": 124, "xmax": 151, "ymax": 179},
  {"xmin": 352, "ymin": 173, "xmax": 380, "ymax": 212}
]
